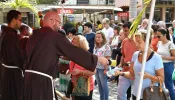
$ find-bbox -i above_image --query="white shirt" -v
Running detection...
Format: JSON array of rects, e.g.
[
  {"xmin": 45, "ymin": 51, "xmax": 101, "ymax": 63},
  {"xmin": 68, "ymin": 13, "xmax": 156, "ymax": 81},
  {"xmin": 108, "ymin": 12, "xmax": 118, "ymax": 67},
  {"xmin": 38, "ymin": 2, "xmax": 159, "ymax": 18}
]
[
  {"xmin": 93, "ymin": 44, "xmax": 111, "ymax": 69},
  {"xmin": 157, "ymin": 41, "xmax": 175, "ymax": 63},
  {"xmin": 170, "ymin": 34, "xmax": 173, "ymax": 42},
  {"xmin": 111, "ymin": 35, "xmax": 119, "ymax": 49},
  {"xmin": 102, "ymin": 27, "xmax": 114, "ymax": 43}
]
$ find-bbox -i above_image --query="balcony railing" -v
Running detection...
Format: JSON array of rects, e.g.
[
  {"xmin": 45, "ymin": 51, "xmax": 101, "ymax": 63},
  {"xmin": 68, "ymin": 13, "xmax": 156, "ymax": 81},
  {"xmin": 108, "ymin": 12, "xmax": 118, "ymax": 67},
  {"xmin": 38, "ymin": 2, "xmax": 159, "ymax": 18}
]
[
  {"xmin": 158, "ymin": 0, "xmax": 175, "ymax": 1},
  {"xmin": 156, "ymin": 0, "xmax": 175, "ymax": 5},
  {"xmin": 63, "ymin": 0, "xmax": 114, "ymax": 6}
]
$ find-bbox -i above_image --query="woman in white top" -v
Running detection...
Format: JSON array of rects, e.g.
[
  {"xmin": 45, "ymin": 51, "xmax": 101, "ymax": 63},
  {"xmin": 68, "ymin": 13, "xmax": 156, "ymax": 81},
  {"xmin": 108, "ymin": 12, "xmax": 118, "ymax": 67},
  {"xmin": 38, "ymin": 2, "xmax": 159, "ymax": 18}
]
[
  {"xmin": 111, "ymin": 26, "xmax": 120, "ymax": 60},
  {"xmin": 157, "ymin": 28, "xmax": 175, "ymax": 100}
]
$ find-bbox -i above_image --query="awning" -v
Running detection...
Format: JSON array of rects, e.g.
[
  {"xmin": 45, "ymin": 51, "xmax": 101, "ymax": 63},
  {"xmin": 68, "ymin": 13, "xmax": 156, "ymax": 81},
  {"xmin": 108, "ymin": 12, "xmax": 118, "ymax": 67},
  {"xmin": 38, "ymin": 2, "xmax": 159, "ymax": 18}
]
[
  {"xmin": 40, "ymin": 5, "xmax": 122, "ymax": 11},
  {"xmin": 114, "ymin": 8, "xmax": 123, "ymax": 11},
  {"xmin": 38, "ymin": 5, "xmax": 123, "ymax": 14}
]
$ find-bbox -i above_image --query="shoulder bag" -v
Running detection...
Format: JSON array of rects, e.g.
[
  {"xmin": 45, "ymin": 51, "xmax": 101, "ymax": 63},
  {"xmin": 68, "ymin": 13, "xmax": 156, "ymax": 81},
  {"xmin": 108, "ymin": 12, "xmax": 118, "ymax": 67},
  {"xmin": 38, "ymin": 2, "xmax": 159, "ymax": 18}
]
[{"xmin": 143, "ymin": 76, "xmax": 170, "ymax": 100}]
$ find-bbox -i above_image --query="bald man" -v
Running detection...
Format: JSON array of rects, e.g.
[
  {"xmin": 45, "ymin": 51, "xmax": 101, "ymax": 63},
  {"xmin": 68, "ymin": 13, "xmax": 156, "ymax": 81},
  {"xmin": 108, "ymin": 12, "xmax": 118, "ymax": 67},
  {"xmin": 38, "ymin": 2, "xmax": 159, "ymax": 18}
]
[{"xmin": 22, "ymin": 12, "xmax": 109, "ymax": 100}]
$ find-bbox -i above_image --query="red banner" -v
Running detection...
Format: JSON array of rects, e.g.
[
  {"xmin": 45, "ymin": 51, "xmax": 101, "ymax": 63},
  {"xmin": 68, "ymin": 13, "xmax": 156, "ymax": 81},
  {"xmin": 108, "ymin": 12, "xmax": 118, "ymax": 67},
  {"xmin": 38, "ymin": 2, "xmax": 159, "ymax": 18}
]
[
  {"xmin": 57, "ymin": 9, "xmax": 74, "ymax": 14},
  {"xmin": 117, "ymin": 12, "xmax": 129, "ymax": 17}
]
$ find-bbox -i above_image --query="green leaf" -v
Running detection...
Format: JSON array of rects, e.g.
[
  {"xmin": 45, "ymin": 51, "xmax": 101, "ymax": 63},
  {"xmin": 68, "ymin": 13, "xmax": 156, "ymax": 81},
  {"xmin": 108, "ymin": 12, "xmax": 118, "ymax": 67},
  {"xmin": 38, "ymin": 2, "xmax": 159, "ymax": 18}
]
[{"xmin": 129, "ymin": 0, "xmax": 152, "ymax": 38}]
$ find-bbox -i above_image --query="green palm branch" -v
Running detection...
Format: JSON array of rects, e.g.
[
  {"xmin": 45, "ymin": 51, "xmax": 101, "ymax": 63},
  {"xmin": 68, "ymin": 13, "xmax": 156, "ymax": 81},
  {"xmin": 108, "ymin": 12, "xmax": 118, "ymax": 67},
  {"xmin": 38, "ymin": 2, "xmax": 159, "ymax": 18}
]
[
  {"xmin": 128, "ymin": 0, "xmax": 152, "ymax": 38},
  {"xmin": 0, "ymin": 0, "xmax": 39, "ymax": 23}
]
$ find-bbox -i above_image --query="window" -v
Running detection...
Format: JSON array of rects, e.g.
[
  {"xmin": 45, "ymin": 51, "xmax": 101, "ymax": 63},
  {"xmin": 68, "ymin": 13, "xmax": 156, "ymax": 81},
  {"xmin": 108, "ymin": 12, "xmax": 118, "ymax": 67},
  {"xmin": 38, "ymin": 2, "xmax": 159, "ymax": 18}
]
[
  {"xmin": 146, "ymin": 7, "xmax": 161, "ymax": 24},
  {"xmin": 109, "ymin": 0, "xmax": 114, "ymax": 4},
  {"xmin": 77, "ymin": 0, "xmax": 89, "ymax": 5},
  {"xmin": 156, "ymin": 0, "xmax": 175, "ymax": 4},
  {"xmin": 105, "ymin": 0, "xmax": 114, "ymax": 5},
  {"xmin": 166, "ymin": 8, "xmax": 174, "ymax": 22}
]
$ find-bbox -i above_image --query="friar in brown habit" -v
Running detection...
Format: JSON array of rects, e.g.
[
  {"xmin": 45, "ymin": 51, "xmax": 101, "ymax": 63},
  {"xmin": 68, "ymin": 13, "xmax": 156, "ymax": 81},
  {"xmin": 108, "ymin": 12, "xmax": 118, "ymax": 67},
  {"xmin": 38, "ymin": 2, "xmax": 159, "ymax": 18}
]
[
  {"xmin": 0, "ymin": 10, "xmax": 24, "ymax": 100},
  {"xmin": 22, "ymin": 11, "xmax": 109, "ymax": 100}
]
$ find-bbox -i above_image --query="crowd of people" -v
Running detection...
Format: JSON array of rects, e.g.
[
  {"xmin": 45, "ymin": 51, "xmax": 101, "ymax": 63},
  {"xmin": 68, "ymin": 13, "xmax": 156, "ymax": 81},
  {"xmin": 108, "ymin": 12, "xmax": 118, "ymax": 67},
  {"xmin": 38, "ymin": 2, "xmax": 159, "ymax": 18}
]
[{"xmin": 0, "ymin": 9, "xmax": 175, "ymax": 100}]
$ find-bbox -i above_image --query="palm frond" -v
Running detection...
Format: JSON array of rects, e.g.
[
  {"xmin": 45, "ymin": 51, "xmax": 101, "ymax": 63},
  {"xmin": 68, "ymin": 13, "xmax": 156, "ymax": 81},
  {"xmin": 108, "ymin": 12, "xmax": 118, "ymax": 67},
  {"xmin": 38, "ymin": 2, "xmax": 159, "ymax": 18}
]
[
  {"xmin": 15, "ymin": 0, "xmax": 19, "ymax": 5},
  {"xmin": 128, "ymin": 0, "xmax": 152, "ymax": 38},
  {"xmin": 19, "ymin": 0, "xmax": 39, "ymax": 22},
  {"xmin": 0, "ymin": 1, "xmax": 17, "ymax": 9},
  {"xmin": 0, "ymin": 0, "xmax": 39, "ymax": 24},
  {"xmin": 11, "ymin": 2, "xmax": 18, "ymax": 9}
]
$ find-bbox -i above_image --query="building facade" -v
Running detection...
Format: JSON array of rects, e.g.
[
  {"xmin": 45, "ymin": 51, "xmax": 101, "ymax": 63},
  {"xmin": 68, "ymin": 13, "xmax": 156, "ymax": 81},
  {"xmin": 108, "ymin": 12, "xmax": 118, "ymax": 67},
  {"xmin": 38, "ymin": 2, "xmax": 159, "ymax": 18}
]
[
  {"xmin": 146, "ymin": 0, "xmax": 175, "ymax": 24},
  {"xmin": 115, "ymin": 0, "xmax": 175, "ymax": 23},
  {"xmin": 0, "ymin": 0, "xmax": 117, "ymax": 27},
  {"xmin": 37, "ymin": 0, "xmax": 117, "ymax": 24}
]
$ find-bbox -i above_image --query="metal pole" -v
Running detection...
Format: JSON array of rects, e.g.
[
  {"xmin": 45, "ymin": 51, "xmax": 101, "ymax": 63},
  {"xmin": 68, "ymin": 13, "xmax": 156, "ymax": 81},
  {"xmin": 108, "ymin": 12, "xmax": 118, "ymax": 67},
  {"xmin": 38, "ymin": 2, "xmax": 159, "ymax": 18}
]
[
  {"xmin": 33, "ymin": 13, "xmax": 35, "ymax": 28},
  {"xmin": 136, "ymin": 0, "xmax": 156, "ymax": 100},
  {"xmin": 61, "ymin": 2, "xmax": 64, "ymax": 26},
  {"xmin": 113, "ymin": 9, "xmax": 115, "ymax": 20}
]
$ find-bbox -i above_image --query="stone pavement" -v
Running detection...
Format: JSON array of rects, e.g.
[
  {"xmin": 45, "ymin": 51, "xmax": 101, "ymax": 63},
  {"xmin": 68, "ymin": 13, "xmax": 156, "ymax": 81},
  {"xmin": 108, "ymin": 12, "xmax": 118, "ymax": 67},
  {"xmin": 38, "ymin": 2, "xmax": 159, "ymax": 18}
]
[
  {"xmin": 55, "ymin": 79, "xmax": 118, "ymax": 100},
  {"xmin": 92, "ymin": 82, "xmax": 118, "ymax": 100}
]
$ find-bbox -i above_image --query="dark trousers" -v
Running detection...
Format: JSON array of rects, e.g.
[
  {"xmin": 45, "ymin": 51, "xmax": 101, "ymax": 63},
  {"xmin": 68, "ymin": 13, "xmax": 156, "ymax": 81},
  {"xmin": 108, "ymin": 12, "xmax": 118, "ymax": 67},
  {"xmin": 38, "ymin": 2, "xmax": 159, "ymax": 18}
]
[
  {"xmin": 74, "ymin": 90, "xmax": 93, "ymax": 100},
  {"xmin": 127, "ymin": 86, "xmax": 131, "ymax": 100},
  {"xmin": 132, "ymin": 95, "xmax": 142, "ymax": 100}
]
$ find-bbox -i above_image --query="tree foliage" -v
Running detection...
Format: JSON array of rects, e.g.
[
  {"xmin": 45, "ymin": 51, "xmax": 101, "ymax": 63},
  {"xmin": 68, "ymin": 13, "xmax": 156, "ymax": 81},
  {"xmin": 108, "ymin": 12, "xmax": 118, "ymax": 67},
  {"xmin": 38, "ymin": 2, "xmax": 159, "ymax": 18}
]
[{"xmin": 0, "ymin": 0, "xmax": 39, "ymax": 23}]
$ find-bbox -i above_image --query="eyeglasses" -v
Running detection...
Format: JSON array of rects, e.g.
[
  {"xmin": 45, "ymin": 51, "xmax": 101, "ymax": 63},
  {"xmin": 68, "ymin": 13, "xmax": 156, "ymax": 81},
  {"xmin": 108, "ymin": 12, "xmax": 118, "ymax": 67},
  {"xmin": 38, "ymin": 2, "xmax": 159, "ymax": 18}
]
[
  {"xmin": 123, "ymin": 30, "xmax": 128, "ymax": 32},
  {"xmin": 50, "ymin": 19, "xmax": 61, "ymax": 24},
  {"xmin": 16, "ymin": 18, "xmax": 22, "ymax": 22}
]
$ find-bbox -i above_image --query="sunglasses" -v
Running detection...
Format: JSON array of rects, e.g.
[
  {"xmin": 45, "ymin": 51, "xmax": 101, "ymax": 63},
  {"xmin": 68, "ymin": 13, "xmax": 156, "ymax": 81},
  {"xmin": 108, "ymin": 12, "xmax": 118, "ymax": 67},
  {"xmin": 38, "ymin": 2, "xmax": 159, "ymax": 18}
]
[
  {"xmin": 50, "ymin": 19, "xmax": 61, "ymax": 24},
  {"xmin": 157, "ymin": 36, "xmax": 162, "ymax": 38},
  {"xmin": 16, "ymin": 18, "xmax": 22, "ymax": 22}
]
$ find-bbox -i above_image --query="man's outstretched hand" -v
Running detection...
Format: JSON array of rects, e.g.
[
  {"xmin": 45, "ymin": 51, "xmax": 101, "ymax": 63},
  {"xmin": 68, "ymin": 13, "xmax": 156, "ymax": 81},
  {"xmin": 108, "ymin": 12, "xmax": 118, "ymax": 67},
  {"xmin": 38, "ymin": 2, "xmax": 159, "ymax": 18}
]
[{"xmin": 98, "ymin": 56, "xmax": 109, "ymax": 66}]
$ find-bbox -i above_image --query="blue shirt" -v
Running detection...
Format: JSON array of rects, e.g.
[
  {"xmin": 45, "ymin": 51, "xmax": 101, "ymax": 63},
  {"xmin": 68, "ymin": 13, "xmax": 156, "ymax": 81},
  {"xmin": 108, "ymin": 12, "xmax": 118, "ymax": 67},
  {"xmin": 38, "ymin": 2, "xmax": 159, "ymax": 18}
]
[
  {"xmin": 85, "ymin": 33, "xmax": 95, "ymax": 53},
  {"xmin": 132, "ymin": 51, "xmax": 163, "ymax": 99}
]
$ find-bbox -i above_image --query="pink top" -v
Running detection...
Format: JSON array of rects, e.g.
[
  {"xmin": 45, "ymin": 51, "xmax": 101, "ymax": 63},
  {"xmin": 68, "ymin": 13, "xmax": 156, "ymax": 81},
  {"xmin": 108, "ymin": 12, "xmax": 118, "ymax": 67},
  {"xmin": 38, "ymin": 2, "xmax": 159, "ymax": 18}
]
[{"xmin": 69, "ymin": 61, "xmax": 94, "ymax": 91}]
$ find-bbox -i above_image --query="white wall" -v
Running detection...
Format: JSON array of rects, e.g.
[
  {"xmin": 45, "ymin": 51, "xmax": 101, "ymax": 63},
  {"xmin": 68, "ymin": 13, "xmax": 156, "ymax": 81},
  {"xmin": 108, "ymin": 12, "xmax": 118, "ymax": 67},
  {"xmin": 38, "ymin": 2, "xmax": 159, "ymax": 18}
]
[
  {"xmin": 89, "ymin": 0, "xmax": 106, "ymax": 5},
  {"xmin": 74, "ymin": 14, "xmax": 83, "ymax": 22},
  {"xmin": 0, "ymin": 12, "xmax": 3, "ymax": 24},
  {"xmin": 98, "ymin": 0, "xmax": 106, "ymax": 5},
  {"xmin": 89, "ymin": 0, "xmax": 98, "ymax": 5}
]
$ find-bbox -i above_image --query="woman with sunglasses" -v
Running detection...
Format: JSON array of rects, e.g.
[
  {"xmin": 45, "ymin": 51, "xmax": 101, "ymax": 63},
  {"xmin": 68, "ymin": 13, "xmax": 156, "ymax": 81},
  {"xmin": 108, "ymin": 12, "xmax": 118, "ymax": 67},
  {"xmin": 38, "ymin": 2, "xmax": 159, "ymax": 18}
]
[
  {"xmin": 157, "ymin": 28, "xmax": 175, "ymax": 100},
  {"xmin": 114, "ymin": 31, "xmax": 164, "ymax": 100}
]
